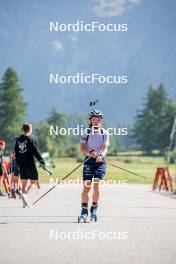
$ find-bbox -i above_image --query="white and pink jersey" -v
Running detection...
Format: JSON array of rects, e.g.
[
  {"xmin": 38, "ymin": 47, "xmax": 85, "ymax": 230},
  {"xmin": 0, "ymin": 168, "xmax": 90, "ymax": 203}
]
[{"xmin": 80, "ymin": 128, "xmax": 109, "ymax": 154}]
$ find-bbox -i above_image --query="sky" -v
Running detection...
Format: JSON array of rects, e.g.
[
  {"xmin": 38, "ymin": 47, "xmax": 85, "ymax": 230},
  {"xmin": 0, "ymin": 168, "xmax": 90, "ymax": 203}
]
[{"xmin": 0, "ymin": 0, "xmax": 176, "ymax": 124}]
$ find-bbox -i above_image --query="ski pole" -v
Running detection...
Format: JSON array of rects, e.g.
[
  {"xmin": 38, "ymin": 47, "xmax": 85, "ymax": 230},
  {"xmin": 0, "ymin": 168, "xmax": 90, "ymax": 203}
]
[
  {"xmin": 33, "ymin": 157, "xmax": 90, "ymax": 205},
  {"xmin": 107, "ymin": 161, "xmax": 146, "ymax": 180},
  {"xmin": 43, "ymin": 166, "xmax": 52, "ymax": 176}
]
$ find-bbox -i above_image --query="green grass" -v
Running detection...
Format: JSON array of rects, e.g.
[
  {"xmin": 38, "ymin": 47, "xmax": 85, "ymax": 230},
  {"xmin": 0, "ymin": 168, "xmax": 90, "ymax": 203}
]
[{"xmin": 38, "ymin": 153, "xmax": 176, "ymax": 185}]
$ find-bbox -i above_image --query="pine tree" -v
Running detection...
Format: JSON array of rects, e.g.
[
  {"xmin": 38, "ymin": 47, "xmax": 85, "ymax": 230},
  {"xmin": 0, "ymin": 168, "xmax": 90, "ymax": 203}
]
[
  {"xmin": 0, "ymin": 68, "xmax": 27, "ymax": 150},
  {"xmin": 133, "ymin": 84, "xmax": 176, "ymax": 154}
]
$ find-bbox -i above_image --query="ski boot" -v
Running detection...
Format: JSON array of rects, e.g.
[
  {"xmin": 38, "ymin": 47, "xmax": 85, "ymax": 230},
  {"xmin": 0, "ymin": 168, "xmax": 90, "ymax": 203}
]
[
  {"xmin": 21, "ymin": 193, "xmax": 30, "ymax": 208},
  {"xmin": 16, "ymin": 188, "xmax": 21, "ymax": 199},
  {"xmin": 90, "ymin": 202, "xmax": 98, "ymax": 222},
  {"xmin": 11, "ymin": 188, "xmax": 16, "ymax": 199},
  {"xmin": 78, "ymin": 203, "xmax": 88, "ymax": 223}
]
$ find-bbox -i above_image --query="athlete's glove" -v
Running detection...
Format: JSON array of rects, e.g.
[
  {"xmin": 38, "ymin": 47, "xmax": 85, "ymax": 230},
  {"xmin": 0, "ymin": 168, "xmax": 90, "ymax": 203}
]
[
  {"xmin": 96, "ymin": 153, "xmax": 104, "ymax": 163},
  {"xmin": 40, "ymin": 159, "xmax": 45, "ymax": 166}
]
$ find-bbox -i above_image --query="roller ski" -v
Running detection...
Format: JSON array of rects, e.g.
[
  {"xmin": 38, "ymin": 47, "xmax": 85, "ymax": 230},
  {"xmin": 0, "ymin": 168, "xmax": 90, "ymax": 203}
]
[
  {"xmin": 90, "ymin": 202, "xmax": 98, "ymax": 222},
  {"xmin": 78, "ymin": 203, "xmax": 88, "ymax": 223}
]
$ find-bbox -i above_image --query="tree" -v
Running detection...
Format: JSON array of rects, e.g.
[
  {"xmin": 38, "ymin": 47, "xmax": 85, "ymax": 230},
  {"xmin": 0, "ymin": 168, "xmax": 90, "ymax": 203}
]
[
  {"xmin": 34, "ymin": 122, "xmax": 54, "ymax": 155},
  {"xmin": 0, "ymin": 68, "xmax": 27, "ymax": 150},
  {"xmin": 133, "ymin": 84, "xmax": 176, "ymax": 154},
  {"xmin": 35, "ymin": 109, "xmax": 67, "ymax": 157},
  {"xmin": 47, "ymin": 108, "xmax": 67, "ymax": 147}
]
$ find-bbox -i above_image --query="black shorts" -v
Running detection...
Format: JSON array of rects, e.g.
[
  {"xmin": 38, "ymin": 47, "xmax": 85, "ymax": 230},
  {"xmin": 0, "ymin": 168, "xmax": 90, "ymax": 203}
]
[
  {"xmin": 12, "ymin": 167, "xmax": 20, "ymax": 177},
  {"xmin": 20, "ymin": 167, "xmax": 38, "ymax": 180},
  {"xmin": 0, "ymin": 165, "xmax": 3, "ymax": 176}
]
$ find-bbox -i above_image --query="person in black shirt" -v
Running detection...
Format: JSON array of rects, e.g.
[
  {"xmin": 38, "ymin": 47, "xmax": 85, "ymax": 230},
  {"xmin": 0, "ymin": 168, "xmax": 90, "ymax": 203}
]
[{"xmin": 14, "ymin": 123, "xmax": 45, "ymax": 207}]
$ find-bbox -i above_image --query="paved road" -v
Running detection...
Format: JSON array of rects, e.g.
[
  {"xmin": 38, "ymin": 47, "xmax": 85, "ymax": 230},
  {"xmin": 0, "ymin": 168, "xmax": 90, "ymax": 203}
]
[{"xmin": 0, "ymin": 184, "xmax": 176, "ymax": 264}]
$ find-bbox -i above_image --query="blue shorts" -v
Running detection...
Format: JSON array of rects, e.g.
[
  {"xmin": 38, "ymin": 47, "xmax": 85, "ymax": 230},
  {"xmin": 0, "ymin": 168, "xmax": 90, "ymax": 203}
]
[{"xmin": 83, "ymin": 158, "xmax": 106, "ymax": 181}]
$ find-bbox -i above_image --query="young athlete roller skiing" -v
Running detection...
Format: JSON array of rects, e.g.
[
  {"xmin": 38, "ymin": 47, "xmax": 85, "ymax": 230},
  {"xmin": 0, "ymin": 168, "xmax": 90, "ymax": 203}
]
[
  {"xmin": 14, "ymin": 123, "xmax": 46, "ymax": 208},
  {"xmin": 78, "ymin": 107, "xmax": 109, "ymax": 223}
]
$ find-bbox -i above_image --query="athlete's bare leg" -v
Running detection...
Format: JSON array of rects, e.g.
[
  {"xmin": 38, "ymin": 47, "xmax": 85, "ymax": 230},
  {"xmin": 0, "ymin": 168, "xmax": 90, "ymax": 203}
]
[
  {"xmin": 81, "ymin": 180, "xmax": 91, "ymax": 203},
  {"xmin": 26, "ymin": 180, "xmax": 38, "ymax": 193},
  {"xmin": 0, "ymin": 175, "xmax": 6, "ymax": 195},
  {"xmin": 92, "ymin": 178, "xmax": 100, "ymax": 203}
]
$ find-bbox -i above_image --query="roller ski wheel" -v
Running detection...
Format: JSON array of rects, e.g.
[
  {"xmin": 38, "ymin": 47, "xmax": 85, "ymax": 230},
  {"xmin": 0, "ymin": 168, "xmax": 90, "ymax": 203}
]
[
  {"xmin": 90, "ymin": 213, "xmax": 97, "ymax": 222},
  {"xmin": 78, "ymin": 214, "xmax": 88, "ymax": 223}
]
